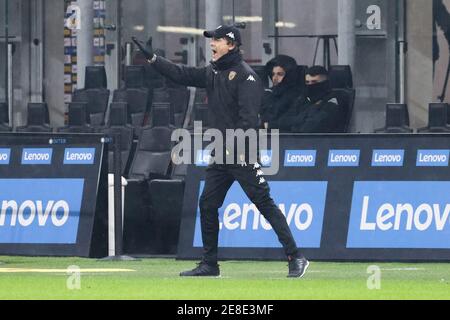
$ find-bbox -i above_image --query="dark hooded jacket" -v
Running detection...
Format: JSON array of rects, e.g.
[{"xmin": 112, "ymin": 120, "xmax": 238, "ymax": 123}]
[{"xmin": 260, "ymin": 55, "xmax": 304, "ymax": 129}]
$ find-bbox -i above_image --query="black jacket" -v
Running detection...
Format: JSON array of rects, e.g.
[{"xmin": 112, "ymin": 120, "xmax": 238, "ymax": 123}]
[
  {"xmin": 260, "ymin": 55, "xmax": 303, "ymax": 129},
  {"xmin": 151, "ymin": 51, "xmax": 263, "ymax": 134},
  {"xmin": 284, "ymin": 93, "xmax": 345, "ymax": 133},
  {"xmin": 278, "ymin": 92, "xmax": 344, "ymax": 133},
  {"xmin": 262, "ymin": 86, "xmax": 304, "ymax": 130}
]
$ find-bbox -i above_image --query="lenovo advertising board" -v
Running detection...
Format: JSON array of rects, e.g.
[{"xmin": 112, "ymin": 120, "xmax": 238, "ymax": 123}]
[
  {"xmin": 178, "ymin": 134, "xmax": 450, "ymax": 261},
  {"xmin": 0, "ymin": 133, "xmax": 108, "ymax": 257}
]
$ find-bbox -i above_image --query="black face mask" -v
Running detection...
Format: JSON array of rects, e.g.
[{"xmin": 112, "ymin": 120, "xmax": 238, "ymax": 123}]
[{"xmin": 306, "ymin": 80, "xmax": 330, "ymax": 103}]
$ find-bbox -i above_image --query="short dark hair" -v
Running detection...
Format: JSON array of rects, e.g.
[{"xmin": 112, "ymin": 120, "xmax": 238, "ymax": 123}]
[
  {"xmin": 306, "ymin": 65, "xmax": 329, "ymax": 77},
  {"xmin": 225, "ymin": 38, "xmax": 239, "ymax": 48}
]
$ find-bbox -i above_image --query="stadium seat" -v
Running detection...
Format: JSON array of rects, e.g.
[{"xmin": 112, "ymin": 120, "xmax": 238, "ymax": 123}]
[
  {"xmin": 375, "ymin": 103, "xmax": 413, "ymax": 133},
  {"xmin": 171, "ymin": 162, "xmax": 188, "ymax": 181},
  {"xmin": 168, "ymin": 88, "xmax": 190, "ymax": 127},
  {"xmin": 151, "ymin": 103, "xmax": 172, "ymax": 128},
  {"xmin": 153, "ymin": 88, "xmax": 170, "ymax": 103},
  {"xmin": 113, "ymin": 88, "xmax": 150, "ymax": 127},
  {"xmin": 418, "ymin": 103, "xmax": 450, "ymax": 133},
  {"xmin": 147, "ymin": 179, "xmax": 184, "ymax": 254},
  {"xmin": 16, "ymin": 103, "xmax": 53, "ymax": 133},
  {"xmin": 331, "ymin": 89, "xmax": 356, "ymax": 133},
  {"xmin": 123, "ymin": 180, "xmax": 153, "ymax": 254},
  {"xmin": 84, "ymin": 66, "xmax": 107, "ymax": 89},
  {"xmin": 57, "ymin": 102, "xmax": 95, "ymax": 133},
  {"xmin": 0, "ymin": 102, "xmax": 12, "ymax": 132},
  {"xmin": 0, "ymin": 124, "xmax": 12, "ymax": 132},
  {"xmin": 73, "ymin": 88, "xmax": 110, "ymax": 127},
  {"xmin": 329, "ymin": 65, "xmax": 353, "ymax": 89},
  {"xmin": 124, "ymin": 65, "xmax": 146, "ymax": 88},
  {"xmin": 128, "ymin": 126, "xmax": 173, "ymax": 181},
  {"xmin": 192, "ymin": 103, "xmax": 209, "ymax": 130},
  {"xmin": 101, "ymin": 103, "xmax": 134, "ymax": 175},
  {"xmin": 123, "ymin": 125, "xmax": 174, "ymax": 253}
]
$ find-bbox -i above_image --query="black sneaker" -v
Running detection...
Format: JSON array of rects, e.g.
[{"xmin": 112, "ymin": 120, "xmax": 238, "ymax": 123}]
[
  {"xmin": 287, "ymin": 257, "xmax": 309, "ymax": 278},
  {"xmin": 180, "ymin": 262, "xmax": 220, "ymax": 277}
]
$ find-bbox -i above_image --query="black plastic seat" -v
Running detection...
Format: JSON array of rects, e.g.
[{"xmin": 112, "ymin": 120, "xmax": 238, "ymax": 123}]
[
  {"xmin": 329, "ymin": 65, "xmax": 353, "ymax": 89},
  {"xmin": 101, "ymin": 103, "xmax": 134, "ymax": 175},
  {"xmin": 113, "ymin": 88, "xmax": 150, "ymax": 127},
  {"xmin": 0, "ymin": 102, "xmax": 9, "ymax": 123},
  {"xmin": 57, "ymin": 102, "xmax": 94, "ymax": 133},
  {"xmin": 331, "ymin": 89, "xmax": 356, "ymax": 133},
  {"xmin": 73, "ymin": 88, "xmax": 110, "ymax": 126},
  {"xmin": 151, "ymin": 103, "xmax": 171, "ymax": 128},
  {"xmin": 153, "ymin": 88, "xmax": 170, "ymax": 103},
  {"xmin": 0, "ymin": 102, "xmax": 12, "ymax": 132},
  {"xmin": 192, "ymin": 103, "xmax": 209, "ymax": 130},
  {"xmin": 375, "ymin": 103, "xmax": 413, "ymax": 133},
  {"xmin": 85, "ymin": 66, "xmax": 107, "ymax": 89},
  {"xmin": 0, "ymin": 124, "xmax": 12, "ymax": 132},
  {"xmin": 418, "ymin": 103, "xmax": 450, "ymax": 133},
  {"xmin": 169, "ymin": 88, "xmax": 190, "ymax": 127},
  {"xmin": 147, "ymin": 179, "xmax": 184, "ymax": 254},
  {"xmin": 128, "ymin": 126, "xmax": 173, "ymax": 181},
  {"xmin": 125, "ymin": 65, "xmax": 146, "ymax": 88},
  {"xmin": 16, "ymin": 102, "xmax": 52, "ymax": 133}
]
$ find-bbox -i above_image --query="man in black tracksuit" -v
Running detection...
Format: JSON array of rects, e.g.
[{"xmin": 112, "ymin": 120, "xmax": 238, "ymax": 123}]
[{"xmin": 133, "ymin": 25, "xmax": 309, "ymax": 278}]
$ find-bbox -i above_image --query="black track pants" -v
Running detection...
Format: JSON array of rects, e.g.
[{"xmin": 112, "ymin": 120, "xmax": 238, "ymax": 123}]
[{"xmin": 199, "ymin": 163, "xmax": 301, "ymax": 265}]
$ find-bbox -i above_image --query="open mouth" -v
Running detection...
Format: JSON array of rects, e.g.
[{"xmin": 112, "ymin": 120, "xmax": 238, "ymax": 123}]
[{"xmin": 211, "ymin": 49, "xmax": 218, "ymax": 59}]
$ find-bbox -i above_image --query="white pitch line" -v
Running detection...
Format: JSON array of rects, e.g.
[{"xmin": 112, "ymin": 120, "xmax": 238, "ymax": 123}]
[
  {"xmin": 380, "ymin": 268, "xmax": 425, "ymax": 271},
  {"xmin": 0, "ymin": 268, "xmax": 136, "ymax": 273}
]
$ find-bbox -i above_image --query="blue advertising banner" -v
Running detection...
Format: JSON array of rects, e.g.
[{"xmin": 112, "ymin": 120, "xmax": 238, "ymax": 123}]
[
  {"xmin": 21, "ymin": 148, "xmax": 53, "ymax": 165},
  {"xmin": 284, "ymin": 150, "xmax": 317, "ymax": 167},
  {"xmin": 0, "ymin": 149, "xmax": 11, "ymax": 165},
  {"xmin": 371, "ymin": 150, "xmax": 404, "ymax": 167},
  {"xmin": 347, "ymin": 181, "xmax": 450, "ymax": 249},
  {"xmin": 0, "ymin": 133, "xmax": 107, "ymax": 257},
  {"xmin": 63, "ymin": 148, "xmax": 96, "ymax": 165},
  {"xmin": 193, "ymin": 181, "xmax": 327, "ymax": 248},
  {"xmin": 328, "ymin": 150, "xmax": 360, "ymax": 167},
  {"xmin": 0, "ymin": 179, "xmax": 84, "ymax": 244},
  {"xmin": 416, "ymin": 150, "xmax": 450, "ymax": 167}
]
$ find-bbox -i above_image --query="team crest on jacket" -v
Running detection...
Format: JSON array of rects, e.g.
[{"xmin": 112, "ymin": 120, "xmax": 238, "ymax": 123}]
[{"xmin": 229, "ymin": 71, "xmax": 237, "ymax": 81}]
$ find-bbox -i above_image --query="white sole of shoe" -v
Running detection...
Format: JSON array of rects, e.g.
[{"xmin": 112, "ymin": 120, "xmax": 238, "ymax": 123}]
[
  {"xmin": 288, "ymin": 260, "xmax": 310, "ymax": 278},
  {"xmin": 299, "ymin": 260, "xmax": 310, "ymax": 278}
]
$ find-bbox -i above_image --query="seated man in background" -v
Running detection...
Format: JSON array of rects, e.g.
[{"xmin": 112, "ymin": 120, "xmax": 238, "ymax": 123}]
[
  {"xmin": 260, "ymin": 55, "xmax": 304, "ymax": 129},
  {"xmin": 278, "ymin": 66, "xmax": 344, "ymax": 133}
]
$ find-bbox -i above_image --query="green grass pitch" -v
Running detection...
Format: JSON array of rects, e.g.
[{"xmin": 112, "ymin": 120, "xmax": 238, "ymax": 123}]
[{"xmin": 0, "ymin": 256, "xmax": 449, "ymax": 300}]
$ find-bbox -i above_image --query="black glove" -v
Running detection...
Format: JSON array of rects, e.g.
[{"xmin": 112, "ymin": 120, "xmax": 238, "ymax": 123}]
[{"xmin": 132, "ymin": 36, "xmax": 154, "ymax": 60}]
